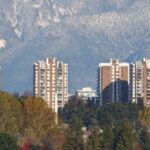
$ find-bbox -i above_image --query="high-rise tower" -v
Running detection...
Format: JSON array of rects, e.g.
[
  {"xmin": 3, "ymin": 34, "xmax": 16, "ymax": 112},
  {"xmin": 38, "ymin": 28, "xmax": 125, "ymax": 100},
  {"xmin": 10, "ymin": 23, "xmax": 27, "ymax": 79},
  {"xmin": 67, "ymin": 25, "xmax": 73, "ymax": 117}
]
[
  {"xmin": 131, "ymin": 58, "xmax": 150, "ymax": 106},
  {"xmin": 98, "ymin": 59, "xmax": 130, "ymax": 105},
  {"xmin": 34, "ymin": 58, "xmax": 68, "ymax": 112}
]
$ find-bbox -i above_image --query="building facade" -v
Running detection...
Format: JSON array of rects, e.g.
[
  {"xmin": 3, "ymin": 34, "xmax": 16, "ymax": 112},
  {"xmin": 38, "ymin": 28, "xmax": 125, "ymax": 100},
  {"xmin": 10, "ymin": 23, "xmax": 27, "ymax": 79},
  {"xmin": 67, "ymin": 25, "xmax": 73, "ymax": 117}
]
[
  {"xmin": 98, "ymin": 59, "xmax": 130, "ymax": 105},
  {"xmin": 131, "ymin": 58, "xmax": 150, "ymax": 106},
  {"xmin": 34, "ymin": 58, "xmax": 68, "ymax": 112},
  {"xmin": 76, "ymin": 87, "xmax": 97, "ymax": 101}
]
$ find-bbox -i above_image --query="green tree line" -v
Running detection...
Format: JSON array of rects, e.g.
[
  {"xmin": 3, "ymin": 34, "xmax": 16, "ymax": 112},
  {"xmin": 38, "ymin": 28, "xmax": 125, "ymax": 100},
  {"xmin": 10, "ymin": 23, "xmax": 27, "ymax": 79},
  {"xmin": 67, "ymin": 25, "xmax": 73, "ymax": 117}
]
[
  {"xmin": 59, "ymin": 96, "xmax": 150, "ymax": 150},
  {"xmin": 0, "ymin": 91, "xmax": 150, "ymax": 150}
]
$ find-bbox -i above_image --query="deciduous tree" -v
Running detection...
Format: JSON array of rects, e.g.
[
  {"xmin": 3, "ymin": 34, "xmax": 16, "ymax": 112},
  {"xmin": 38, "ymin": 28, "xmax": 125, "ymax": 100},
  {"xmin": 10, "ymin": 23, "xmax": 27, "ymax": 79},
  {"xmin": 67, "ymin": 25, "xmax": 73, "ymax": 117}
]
[
  {"xmin": 139, "ymin": 107, "xmax": 150, "ymax": 129},
  {"xmin": 22, "ymin": 97, "xmax": 55, "ymax": 145},
  {"xmin": 0, "ymin": 91, "xmax": 23, "ymax": 136}
]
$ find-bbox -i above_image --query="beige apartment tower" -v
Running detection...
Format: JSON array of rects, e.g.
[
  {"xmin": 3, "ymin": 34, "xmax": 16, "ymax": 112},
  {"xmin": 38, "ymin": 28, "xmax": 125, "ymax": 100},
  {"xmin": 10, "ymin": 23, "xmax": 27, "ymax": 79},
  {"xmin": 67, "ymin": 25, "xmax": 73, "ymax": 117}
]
[
  {"xmin": 98, "ymin": 59, "xmax": 130, "ymax": 105},
  {"xmin": 131, "ymin": 58, "xmax": 150, "ymax": 106},
  {"xmin": 34, "ymin": 58, "xmax": 68, "ymax": 112}
]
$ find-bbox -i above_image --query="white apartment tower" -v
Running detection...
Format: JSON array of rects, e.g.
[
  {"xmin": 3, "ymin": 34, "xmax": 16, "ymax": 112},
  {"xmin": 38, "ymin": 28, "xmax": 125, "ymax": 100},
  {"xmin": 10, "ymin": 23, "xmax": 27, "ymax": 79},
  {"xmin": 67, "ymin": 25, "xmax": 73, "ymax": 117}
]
[
  {"xmin": 131, "ymin": 58, "xmax": 150, "ymax": 106},
  {"xmin": 34, "ymin": 58, "xmax": 68, "ymax": 112},
  {"xmin": 98, "ymin": 59, "xmax": 130, "ymax": 105}
]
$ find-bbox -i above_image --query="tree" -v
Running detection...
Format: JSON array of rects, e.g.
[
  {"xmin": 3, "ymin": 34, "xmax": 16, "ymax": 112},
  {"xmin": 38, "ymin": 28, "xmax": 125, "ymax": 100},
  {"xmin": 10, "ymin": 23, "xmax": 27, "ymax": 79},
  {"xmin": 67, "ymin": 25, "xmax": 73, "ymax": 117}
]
[
  {"xmin": 48, "ymin": 132, "xmax": 65, "ymax": 150},
  {"xmin": 97, "ymin": 109, "xmax": 113, "ymax": 127},
  {"xmin": 59, "ymin": 97, "xmax": 87, "ymax": 125},
  {"xmin": 63, "ymin": 116, "xmax": 84, "ymax": 150},
  {"xmin": 139, "ymin": 107, "xmax": 150, "ymax": 129},
  {"xmin": 140, "ymin": 128, "xmax": 150, "ymax": 150},
  {"xmin": 0, "ymin": 91, "xmax": 23, "ymax": 136},
  {"xmin": 87, "ymin": 124, "xmax": 102, "ymax": 150},
  {"xmin": 101, "ymin": 126, "xmax": 114, "ymax": 150},
  {"xmin": 22, "ymin": 97, "xmax": 55, "ymax": 145},
  {"xmin": 115, "ymin": 120, "xmax": 134, "ymax": 150},
  {"xmin": 0, "ymin": 132, "xmax": 19, "ymax": 150}
]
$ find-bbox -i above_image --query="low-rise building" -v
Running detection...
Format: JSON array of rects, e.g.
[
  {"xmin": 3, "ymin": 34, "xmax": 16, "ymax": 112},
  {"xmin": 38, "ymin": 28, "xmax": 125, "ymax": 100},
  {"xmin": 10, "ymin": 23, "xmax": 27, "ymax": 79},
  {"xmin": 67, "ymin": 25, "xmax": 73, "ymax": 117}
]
[{"xmin": 76, "ymin": 87, "xmax": 97, "ymax": 101}]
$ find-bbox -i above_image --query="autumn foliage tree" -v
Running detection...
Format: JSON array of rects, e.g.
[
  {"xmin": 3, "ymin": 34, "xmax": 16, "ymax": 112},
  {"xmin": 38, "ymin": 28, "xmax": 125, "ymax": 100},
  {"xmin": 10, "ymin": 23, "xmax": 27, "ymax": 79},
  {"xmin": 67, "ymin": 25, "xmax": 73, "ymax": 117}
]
[
  {"xmin": 0, "ymin": 91, "xmax": 23, "ymax": 136},
  {"xmin": 139, "ymin": 106, "xmax": 150, "ymax": 129},
  {"xmin": 22, "ymin": 97, "xmax": 55, "ymax": 146}
]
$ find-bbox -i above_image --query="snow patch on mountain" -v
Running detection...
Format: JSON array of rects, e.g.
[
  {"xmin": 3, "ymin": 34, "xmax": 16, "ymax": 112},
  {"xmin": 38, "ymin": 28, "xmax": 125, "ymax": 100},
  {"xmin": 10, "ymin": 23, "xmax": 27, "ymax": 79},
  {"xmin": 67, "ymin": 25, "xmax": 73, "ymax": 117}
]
[
  {"xmin": 53, "ymin": 16, "xmax": 60, "ymax": 23},
  {"xmin": 0, "ymin": 0, "xmax": 150, "ymax": 93},
  {"xmin": 0, "ymin": 39, "xmax": 6, "ymax": 49},
  {"xmin": 14, "ymin": 28, "xmax": 22, "ymax": 38}
]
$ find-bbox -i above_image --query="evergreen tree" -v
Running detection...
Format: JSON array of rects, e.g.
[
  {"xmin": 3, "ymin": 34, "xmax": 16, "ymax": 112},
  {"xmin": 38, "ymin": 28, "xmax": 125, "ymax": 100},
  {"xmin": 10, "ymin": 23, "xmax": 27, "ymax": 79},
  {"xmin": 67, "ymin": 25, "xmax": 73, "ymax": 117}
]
[
  {"xmin": 63, "ymin": 116, "xmax": 84, "ymax": 150},
  {"xmin": 115, "ymin": 120, "xmax": 134, "ymax": 150},
  {"xmin": 87, "ymin": 124, "xmax": 102, "ymax": 150},
  {"xmin": 140, "ymin": 128, "xmax": 150, "ymax": 150},
  {"xmin": 0, "ymin": 132, "xmax": 19, "ymax": 150},
  {"xmin": 101, "ymin": 126, "xmax": 114, "ymax": 150}
]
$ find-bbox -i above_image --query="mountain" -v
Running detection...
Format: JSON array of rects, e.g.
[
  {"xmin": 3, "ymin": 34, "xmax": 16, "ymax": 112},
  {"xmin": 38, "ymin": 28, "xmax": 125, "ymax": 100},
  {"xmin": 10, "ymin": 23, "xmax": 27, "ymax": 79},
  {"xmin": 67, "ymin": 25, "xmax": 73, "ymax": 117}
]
[{"xmin": 0, "ymin": 0, "xmax": 150, "ymax": 93}]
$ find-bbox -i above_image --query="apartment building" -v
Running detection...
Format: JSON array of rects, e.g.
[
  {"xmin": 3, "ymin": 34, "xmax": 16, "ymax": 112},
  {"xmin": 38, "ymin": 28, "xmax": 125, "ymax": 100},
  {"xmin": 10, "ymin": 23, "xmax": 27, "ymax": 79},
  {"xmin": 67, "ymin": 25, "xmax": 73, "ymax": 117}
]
[
  {"xmin": 34, "ymin": 58, "xmax": 68, "ymax": 112},
  {"xmin": 76, "ymin": 87, "xmax": 97, "ymax": 101},
  {"xmin": 97, "ymin": 59, "xmax": 130, "ymax": 105},
  {"xmin": 131, "ymin": 58, "xmax": 150, "ymax": 106}
]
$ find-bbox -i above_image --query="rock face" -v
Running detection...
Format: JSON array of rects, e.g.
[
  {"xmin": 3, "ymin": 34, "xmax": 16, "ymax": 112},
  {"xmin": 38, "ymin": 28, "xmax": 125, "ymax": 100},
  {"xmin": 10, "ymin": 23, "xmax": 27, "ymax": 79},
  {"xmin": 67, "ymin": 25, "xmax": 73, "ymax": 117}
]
[{"xmin": 0, "ymin": 0, "xmax": 150, "ymax": 93}]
